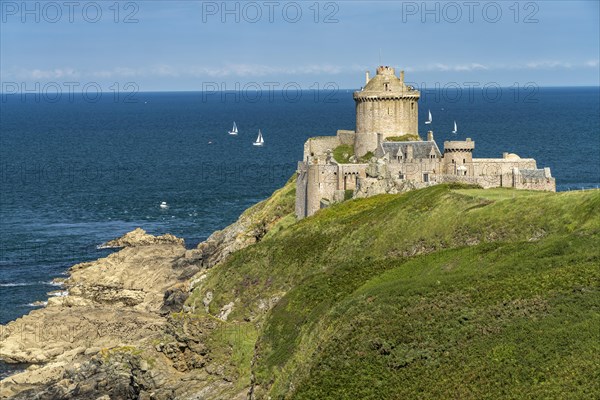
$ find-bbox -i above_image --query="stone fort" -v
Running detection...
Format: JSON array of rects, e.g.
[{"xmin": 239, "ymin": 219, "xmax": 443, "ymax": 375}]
[{"xmin": 296, "ymin": 66, "xmax": 555, "ymax": 219}]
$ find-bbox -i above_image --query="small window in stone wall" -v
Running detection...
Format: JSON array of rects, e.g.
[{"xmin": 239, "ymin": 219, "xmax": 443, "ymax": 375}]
[
  {"xmin": 399, "ymin": 173, "xmax": 405, "ymax": 180},
  {"xmin": 463, "ymin": 158, "xmax": 466, "ymax": 163}
]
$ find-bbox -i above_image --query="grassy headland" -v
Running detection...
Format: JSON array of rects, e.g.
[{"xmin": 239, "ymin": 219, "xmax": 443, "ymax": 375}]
[{"xmin": 188, "ymin": 182, "xmax": 600, "ymax": 399}]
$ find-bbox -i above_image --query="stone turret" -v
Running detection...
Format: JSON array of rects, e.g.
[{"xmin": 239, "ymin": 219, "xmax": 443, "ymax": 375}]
[
  {"xmin": 442, "ymin": 138, "xmax": 475, "ymax": 176},
  {"xmin": 353, "ymin": 66, "xmax": 421, "ymax": 157}
]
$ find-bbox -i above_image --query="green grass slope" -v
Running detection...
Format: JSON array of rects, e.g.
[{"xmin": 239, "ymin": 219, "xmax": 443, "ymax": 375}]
[{"xmin": 189, "ymin": 184, "xmax": 600, "ymax": 399}]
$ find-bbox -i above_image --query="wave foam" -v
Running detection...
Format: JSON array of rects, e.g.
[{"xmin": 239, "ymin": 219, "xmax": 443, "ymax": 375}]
[
  {"xmin": 26, "ymin": 301, "xmax": 48, "ymax": 307},
  {"xmin": 0, "ymin": 281, "xmax": 65, "ymax": 287},
  {"xmin": 49, "ymin": 290, "xmax": 69, "ymax": 297}
]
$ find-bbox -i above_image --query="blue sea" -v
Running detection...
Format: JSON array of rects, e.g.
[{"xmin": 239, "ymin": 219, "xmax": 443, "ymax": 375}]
[{"xmin": 1, "ymin": 87, "xmax": 599, "ymax": 325}]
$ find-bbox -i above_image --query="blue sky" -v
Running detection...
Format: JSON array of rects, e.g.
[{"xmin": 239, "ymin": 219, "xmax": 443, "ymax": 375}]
[{"xmin": 1, "ymin": 1, "xmax": 599, "ymax": 91}]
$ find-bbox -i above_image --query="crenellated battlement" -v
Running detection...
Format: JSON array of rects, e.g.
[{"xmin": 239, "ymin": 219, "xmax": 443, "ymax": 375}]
[
  {"xmin": 443, "ymin": 139, "xmax": 475, "ymax": 153},
  {"xmin": 376, "ymin": 65, "xmax": 396, "ymax": 76},
  {"xmin": 354, "ymin": 91, "xmax": 420, "ymax": 101}
]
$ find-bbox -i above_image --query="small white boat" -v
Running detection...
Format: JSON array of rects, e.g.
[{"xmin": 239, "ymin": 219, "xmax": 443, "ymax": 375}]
[
  {"xmin": 228, "ymin": 122, "xmax": 238, "ymax": 135},
  {"xmin": 425, "ymin": 110, "xmax": 432, "ymax": 124},
  {"xmin": 253, "ymin": 130, "xmax": 264, "ymax": 146},
  {"xmin": 452, "ymin": 121, "xmax": 458, "ymax": 134},
  {"xmin": 160, "ymin": 201, "xmax": 169, "ymax": 209}
]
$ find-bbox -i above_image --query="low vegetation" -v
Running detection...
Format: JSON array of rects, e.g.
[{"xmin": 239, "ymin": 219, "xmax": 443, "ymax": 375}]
[
  {"xmin": 238, "ymin": 173, "xmax": 297, "ymax": 238},
  {"xmin": 333, "ymin": 144, "xmax": 354, "ymax": 164},
  {"xmin": 333, "ymin": 145, "xmax": 375, "ymax": 164},
  {"xmin": 386, "ymin": 134, "xmax": 422, "ymax": 142},
  {"xmin": 188, "ymin": 182, "xmax": 600, "ymax": 399}
]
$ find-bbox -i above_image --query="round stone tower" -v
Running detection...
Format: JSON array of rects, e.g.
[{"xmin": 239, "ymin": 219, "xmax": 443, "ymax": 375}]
[{"xmin": 353, "ymin": 66, "xmax": 421, "ymax": 157}]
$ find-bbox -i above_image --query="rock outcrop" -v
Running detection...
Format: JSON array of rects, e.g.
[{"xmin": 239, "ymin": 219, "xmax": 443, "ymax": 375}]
[
  {"xmin": 354, "ymin": 157, "xmax": 419, "ymax": 198},
  {"xmin": 100, "ymin": 228, "xmax": 184, "ymax": 249},
  {"xmin": 0, "ymin": 177, "xmax": 296, "ymax": 399},
  {"xmin": 0, "ymin": 229, "xmax": 239, "ymax": 399}
]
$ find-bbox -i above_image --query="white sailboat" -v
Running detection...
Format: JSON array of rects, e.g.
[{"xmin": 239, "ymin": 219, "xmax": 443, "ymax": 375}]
[
  {"xmin": 425, "ymin": 110, "xmax": 432, "ymax": 124},
  {"xmin": 452, "ymin": 121, "xmax": 458, "ymax": 134},
  {"xmin": 253, "ymin": 129, "xmax": 264, "ymax": 146},
  {"xmin": 228, "ymin": 122, "xmax": 238, "ymax": 135}
]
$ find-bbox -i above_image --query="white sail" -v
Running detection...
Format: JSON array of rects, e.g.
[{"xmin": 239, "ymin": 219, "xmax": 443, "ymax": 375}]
[
  {"xmin": 229, "ymin": 122, "xmax": 238, "ymax": 135},
  {"xmin": 452, "ymin": 121, "xmax": 457, "ymax": 134},
  {"xmin": 253, "ymin": 129, "xmax": 264, "ymax": 146},
  {"xmin": 425, "ymin": 109, "xmax": 432, "ymax": 124}
]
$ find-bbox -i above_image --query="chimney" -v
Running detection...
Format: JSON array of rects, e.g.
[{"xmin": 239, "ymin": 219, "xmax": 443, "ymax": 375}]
[
  {"xmin": 503, "ymin": 152, "xmax": 508, "ymax": 158},
  {"xmin": 427, "ymin": 130, "xmax": 434, "ymax": 141},
  {"xmin": 400, "ymin": 70, "xmax": 405, "ymax": 82},
  {"xmin": 365, "ymin": 70, "xmax": 370, "ymax": 85},
  {"xmin": 406, "ymin": 144, "xmax": 413, "ymax": 161}
]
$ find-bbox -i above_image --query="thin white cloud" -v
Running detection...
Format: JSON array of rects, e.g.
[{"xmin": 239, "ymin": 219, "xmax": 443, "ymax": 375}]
[
  {"xmin": 2, "ymin": 60, "xmax": 597, "ymax": 83},
  {"xmin": 2, "ymin": 64, "xmax": 344, "ymax": 80},
  {"xmin": 405, "ymin": 60, "xmax": 598, "ymax": 72},
  {"xmin": 185, "ymin": 64, "xmax": 344, "ymax": 77},
  {"xmin": 524, "ymin": 61, "xmax": 573, "ymax": 69},
  {"xmin": 17, "ymin": 68, "xmax": 80, "ymax": 80},
  {"xmin": 427, "ymin": 63, "xmax": 489, "ymax": 72}
]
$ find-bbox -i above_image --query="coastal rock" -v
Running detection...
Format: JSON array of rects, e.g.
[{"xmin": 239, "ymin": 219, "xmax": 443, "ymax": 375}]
[
  {"xmin": 0, "ymin": 177, "xmax": 296, "ymax": 399},
  {"xmin": 100, "ymin": 228, "xmax": 184, "ymax": 249},
  {"xmin": 217, "ymin": 302, "xmax": 235, "ymax": 321},
  {"xmin": 365, "ymin": 158, "xmax": 390, "ymax": 179}
]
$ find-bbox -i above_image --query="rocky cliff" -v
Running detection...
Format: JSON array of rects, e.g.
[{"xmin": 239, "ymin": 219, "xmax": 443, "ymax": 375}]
[{"xmin": 0, "ymin": 176, "xmax": 297, "ymax": 399}]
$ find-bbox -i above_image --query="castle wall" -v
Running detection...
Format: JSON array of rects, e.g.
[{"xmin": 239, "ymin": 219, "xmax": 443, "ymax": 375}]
[
  {"xmin": 471, "ymin": 158, "xmax": 537, "ymax": 188},
  {"xmin": 338, "ymin": 164, "xmax": 367, "ymax": 190},
  {"xmin": 515, "ymin": 178, "xmax": 556, "ymax": 191},
  {"xmin": 513, "ymin": 168, "xmax": 556, "ymax": 191},
  {"xmin": 387, "ymin": 159, "xmax": 441, "ymax": 182},
  {"xmin": 355, "ymin": 98, "xmax": 418, "ymax": 137},
  {"xmin": 355, "ymin": 98, "xmax": 419, "ymax": 156},
  {"xmin": 337, "ymin": 130, "xmax": 356, "ymax": 146},
  {"xmin": 303, "ymin": 163, "xmax": 339, "ymax": 218},
  {"xmin": 442, "ymin": 153, "xmax": 474, "ymax": 176},
  {"xmin": 472, "ymin": 158, "xmax": 537, "ymax": 175},
  {"xmin": 442, "ymin": 140, "xmax": 475, "ymax": 176},
  {"xmin": 295, "ymin": 162, "xmax": 308, "ymax": 218},
  {"xmin": 297, "ymin": 160, "xmax": 372, "ymax": 218},
  {"xmin": 304, "ymin": 136, "xmax": 341, "ymax": 160},
  {"xmin": 354, "ymin": 132, "xmax": 379, "ymax": 157}
]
